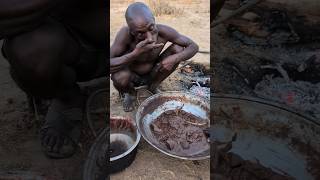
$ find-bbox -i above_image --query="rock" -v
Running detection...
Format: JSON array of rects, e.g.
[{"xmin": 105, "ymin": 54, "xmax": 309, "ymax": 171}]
[{"xmin": 242, "ymin": 12, "xmax": 260, "ymax": 21}]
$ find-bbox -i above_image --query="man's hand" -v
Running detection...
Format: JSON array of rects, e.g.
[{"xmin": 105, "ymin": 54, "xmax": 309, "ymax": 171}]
[
  {"xmin": 158, "ymin": 56, "xmax": 178, "ymax": 72},
  {"xmin": 134, "ymin": 39, "xmax": 164, "ymax": 55}
]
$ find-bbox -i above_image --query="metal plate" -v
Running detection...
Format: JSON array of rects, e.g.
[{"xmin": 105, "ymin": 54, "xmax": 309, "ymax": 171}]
[
  {"xmin": 212, "ymin": 94, "xmax": 320, "ymax": 179},
  {"xmin": 136, "ymin": 91, "xmax": 210, "ymax": 160}
]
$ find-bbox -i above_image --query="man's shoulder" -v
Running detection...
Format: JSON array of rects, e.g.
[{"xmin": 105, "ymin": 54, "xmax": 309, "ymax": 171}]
[
  {"xmin": 157, "ymin": 24, "xmax": 179, "ymax": 40},
  {"xmin": 157, "ymin": 24, "xmax": 173, "ymax": 32},
  {"xmin": 118, "ymin": 26, "xmax": 130, "ymax": 36},
  {"xmin": 115, "ymin": 26, "xmax": 132, "ymax": 42}
]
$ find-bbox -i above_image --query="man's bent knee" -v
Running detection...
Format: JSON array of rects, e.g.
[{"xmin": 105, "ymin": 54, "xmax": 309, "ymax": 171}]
[
  {"xmin": 3, "ymin": 21, "xmax": 80, "ymax": 97},
  {"xmin": 111, "ymin": 70, "xmax": 132, "ymax": 90}
]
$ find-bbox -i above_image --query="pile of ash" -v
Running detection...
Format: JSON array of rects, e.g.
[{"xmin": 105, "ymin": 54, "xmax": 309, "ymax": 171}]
[
  {"xmin": 179, "ymin": 63, "xmax": 210, "ymax": 99},
  {"xmin": 254, "ymin": 77, "xmax": 320, "ymax": 120},
  {"xmin": 189, "ymin": 85, "xmax": 210, "ymax": 100},
  {"xmin": 212, "ymin": 4, "xmax": 320, "ymax": 120}
]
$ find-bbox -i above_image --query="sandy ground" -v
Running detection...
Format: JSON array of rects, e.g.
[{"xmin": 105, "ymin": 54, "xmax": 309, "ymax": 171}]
[{"xmin": 110, "ymin": 0, "xmax": 210, "ymax": 179}]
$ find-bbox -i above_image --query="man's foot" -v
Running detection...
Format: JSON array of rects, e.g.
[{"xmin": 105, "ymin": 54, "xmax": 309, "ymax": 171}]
[
  {"xmin": 148, "ymin": 85, "xmax": 162, "ymax": 94},
  {"xmin": 40, "ymin": 95, "xmax": 84, "ymax": 159},
  {"xmin": 123, "ymin": 93, "xmax": 135, "ymax": 112}
]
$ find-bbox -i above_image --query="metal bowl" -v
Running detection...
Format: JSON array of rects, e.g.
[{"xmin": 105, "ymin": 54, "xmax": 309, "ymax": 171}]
[
  {"xmin": 212, "ymin": 94, "xmax": 320, "ymax": 180},
  {"xmin": 136, "ymin": 91, "xmax": 210, "ymax": 160},
  {"xmin": 110, "ymin": 116, "xmax": 141, "ymax": 173},
  {"xmin": 83, "ymin": 116, "xmax": 141, "ymax": 179}
]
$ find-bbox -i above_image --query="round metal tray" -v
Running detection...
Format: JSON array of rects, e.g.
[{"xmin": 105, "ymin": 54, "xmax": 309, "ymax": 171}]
[
  {"xmin": 136, "ymin": 91, "xmax": 210, "ymax": 160},
  {"xmin": 212, "ymin": 94, "xmax": 320, "ymax": 180}
]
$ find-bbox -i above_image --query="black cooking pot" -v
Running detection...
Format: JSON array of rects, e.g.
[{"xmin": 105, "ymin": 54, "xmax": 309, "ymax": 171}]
[
  {"xmin": 83, "ymin": 117, "xmax": 140, "ymax": 180},
  {"xmin": 109, "ymin": 116, "xmax": 141, "ymax": 174}
]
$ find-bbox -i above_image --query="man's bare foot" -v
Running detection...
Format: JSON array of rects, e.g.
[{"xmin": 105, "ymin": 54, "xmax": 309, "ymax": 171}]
[
  {"xmin": 40, "ymin": 94, "xmax": 84, "ymax": 159},
  {"xmin": 148, "ymin": 86, "xmax": 162, "ymax": 94},
  {"xmin": 123, "ymin": 93, "xmax": 135, "ymax": 112}
]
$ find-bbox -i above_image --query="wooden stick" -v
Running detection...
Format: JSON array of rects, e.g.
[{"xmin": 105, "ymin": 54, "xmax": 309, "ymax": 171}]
[
  {"xmin": 198, "ymin": 50, "xmax": 210, "ymax": 54},
  {"xmin": 32, "ymin": 97, "xmax": 40, "ymax": 122},
  {"xmin": 260, "ymin": 63, "xmax": 290, "ymax": 82}
]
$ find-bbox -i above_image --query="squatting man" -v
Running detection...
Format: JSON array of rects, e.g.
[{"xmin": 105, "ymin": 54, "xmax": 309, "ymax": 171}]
[{"xmin": 110, "ymin": 2, "xmax": 199, "ymax": 112}]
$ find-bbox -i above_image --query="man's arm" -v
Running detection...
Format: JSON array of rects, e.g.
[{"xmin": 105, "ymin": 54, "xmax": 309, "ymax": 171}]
[
  {"xmin": 110, "ymin": 27, "xmax": 164, "ymax": 73},
  {"xmin": 211, "ymin": 0, "xmax": 226, "ymax": 20},
  {"xmin": 110, "ymin": 27, "xmax": 137, "ymax": 73},
  {"xmin": 159, "ymin": 24, "xmax": 199, "ymax": 63}
]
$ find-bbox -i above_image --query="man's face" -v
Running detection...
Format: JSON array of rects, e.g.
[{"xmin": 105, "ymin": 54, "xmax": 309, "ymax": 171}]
[{"xmin": 128, "ymin": 17, "xmax": 158, "ymax": 42}]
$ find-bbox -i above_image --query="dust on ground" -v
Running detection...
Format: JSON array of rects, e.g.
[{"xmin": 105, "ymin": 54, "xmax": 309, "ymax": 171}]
[{"xmin": 110, "ymin": 0, "xmax": 210, "ymax": 179}]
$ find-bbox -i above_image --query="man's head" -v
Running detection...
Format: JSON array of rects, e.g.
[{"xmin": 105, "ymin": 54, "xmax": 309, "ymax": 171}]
[{"xmin": 125, "ymin": 2, "xmax": 158, "ymax": 42}]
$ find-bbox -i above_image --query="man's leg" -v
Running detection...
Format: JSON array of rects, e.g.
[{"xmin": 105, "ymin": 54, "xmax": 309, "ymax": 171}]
[
  {"xmin": 111, "ymin": 69, "xmax": 136, "ymax": 112},
  {"xmin": 149, "ymin": 44, "xmax": 184, "ymax": 92},
  {"xmin": 3, "ymin": 18, "xmax": 84, "ymax": 158},
  {"xmin": 211, "ymin": 0, "xmax": 226, "ymax": 20}
]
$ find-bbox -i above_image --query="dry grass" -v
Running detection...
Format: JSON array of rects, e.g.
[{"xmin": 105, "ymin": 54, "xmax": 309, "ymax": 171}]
[{"xmin": 146, "ymin": 0, "xmax": 184, "ymax": 17}]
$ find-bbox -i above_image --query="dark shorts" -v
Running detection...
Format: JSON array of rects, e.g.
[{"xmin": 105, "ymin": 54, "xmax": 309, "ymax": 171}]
[
  {"xmin": 63, "ymin": 22, "xmax": 107, "ymax": 82},
  {"xmin": 132, "ymin": 73, "xmax": 152, "ymax": 87},
  {"xmin": 74, "ymin": 50, "xmax": 107, "ymax": 82}
]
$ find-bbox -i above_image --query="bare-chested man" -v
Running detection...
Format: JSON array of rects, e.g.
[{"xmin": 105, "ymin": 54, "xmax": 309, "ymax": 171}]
[{"xmin": 110, "ymin": 2, "xmax": 199, "ymax": 112}]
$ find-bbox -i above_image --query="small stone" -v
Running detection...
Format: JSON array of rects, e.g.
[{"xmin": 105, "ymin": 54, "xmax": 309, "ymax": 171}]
[{"xmin": 242, "ymin": 12, "xmax": 260, "ymax": 21}]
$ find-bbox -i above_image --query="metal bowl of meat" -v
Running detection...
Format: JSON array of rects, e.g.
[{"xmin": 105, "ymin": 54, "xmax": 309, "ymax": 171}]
[
  {"xmin": 211, "ymin": 94, "xmax": 320, "ymax": 180},
  {"xmin": 136, "ymin": 91, "xmax": 210, "ymax": 160},
  {"xmin": 110, "ymin": 116, "xmax": 141, "ymax": 173}
]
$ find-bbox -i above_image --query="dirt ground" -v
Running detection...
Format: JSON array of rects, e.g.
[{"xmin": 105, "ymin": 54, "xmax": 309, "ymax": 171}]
[{"xmin": 110, "ymin": 0, "xmax": 210, "ymax": 179}]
